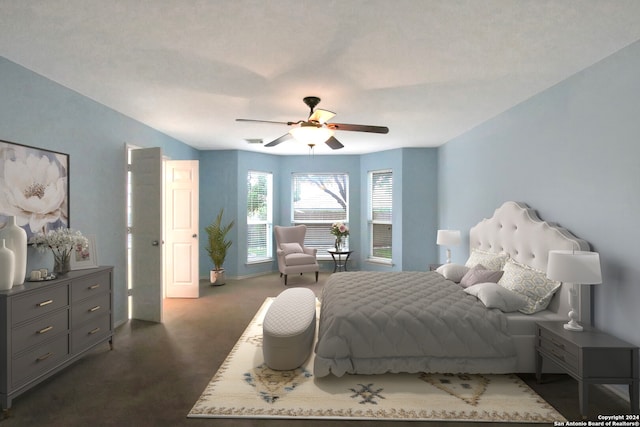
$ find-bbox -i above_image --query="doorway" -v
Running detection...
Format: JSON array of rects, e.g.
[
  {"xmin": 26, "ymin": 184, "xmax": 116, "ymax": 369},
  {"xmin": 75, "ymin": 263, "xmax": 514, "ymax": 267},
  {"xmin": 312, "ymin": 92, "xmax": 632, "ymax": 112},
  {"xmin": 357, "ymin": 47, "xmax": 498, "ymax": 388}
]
[{"xmin": 126, "ymin": 145, "xmax": 200, "ymax": 322}]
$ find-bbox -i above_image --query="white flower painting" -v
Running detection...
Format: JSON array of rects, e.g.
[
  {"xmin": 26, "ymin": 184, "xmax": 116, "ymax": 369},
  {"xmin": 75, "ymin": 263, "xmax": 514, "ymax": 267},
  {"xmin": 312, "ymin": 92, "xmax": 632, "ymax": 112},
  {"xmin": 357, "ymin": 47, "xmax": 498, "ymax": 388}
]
[{"xmin": 0, "ymin": 140, "xmax": 69, "ymax": 237}]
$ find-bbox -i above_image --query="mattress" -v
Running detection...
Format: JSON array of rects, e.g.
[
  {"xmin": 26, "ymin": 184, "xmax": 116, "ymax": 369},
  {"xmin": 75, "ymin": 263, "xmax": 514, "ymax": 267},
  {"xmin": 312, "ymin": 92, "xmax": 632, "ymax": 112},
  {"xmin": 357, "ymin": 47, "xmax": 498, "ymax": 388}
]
[{"xmin": 314, "ymin": 271, "xmax": 517, "ymax": 377}]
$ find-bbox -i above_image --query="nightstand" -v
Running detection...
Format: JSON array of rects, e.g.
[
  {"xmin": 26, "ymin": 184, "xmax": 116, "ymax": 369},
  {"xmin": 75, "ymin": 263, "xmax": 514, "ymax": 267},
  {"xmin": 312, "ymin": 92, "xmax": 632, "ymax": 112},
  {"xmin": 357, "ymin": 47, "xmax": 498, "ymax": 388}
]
[{"xmin": 535, "ymin": 321, "xmax": 639, "ymax": 418}]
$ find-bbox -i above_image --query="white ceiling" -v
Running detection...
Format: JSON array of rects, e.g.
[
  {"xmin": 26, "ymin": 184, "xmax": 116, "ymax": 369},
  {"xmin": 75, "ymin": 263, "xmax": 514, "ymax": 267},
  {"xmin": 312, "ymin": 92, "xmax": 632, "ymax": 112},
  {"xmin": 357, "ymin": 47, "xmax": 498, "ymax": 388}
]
[{"xmin": 2, "ymin": 1, "xmax": 640, "ymax": 155}]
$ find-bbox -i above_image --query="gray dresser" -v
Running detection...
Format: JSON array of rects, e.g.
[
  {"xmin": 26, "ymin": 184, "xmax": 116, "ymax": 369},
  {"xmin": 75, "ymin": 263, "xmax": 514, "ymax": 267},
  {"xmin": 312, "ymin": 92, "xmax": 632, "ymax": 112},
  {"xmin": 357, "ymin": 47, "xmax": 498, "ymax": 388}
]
[{"xmin": 0, "ymin": 266, "xmax": 113, "ymax": 413}]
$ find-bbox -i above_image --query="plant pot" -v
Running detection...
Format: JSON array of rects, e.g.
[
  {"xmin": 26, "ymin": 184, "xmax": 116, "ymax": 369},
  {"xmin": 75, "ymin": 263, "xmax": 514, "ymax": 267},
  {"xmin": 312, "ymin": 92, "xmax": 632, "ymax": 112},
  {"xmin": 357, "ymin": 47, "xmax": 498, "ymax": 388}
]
[{"xmin": 210, "ymin": 269, "xmax": 226, "ymax": 286}]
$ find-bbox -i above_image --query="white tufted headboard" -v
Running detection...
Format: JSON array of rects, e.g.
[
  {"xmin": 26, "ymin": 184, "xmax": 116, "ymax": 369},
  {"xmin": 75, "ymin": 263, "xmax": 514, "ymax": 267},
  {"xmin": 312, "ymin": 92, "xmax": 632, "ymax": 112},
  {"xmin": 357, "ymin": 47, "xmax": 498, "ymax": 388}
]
[{"xmin": 469, "ymin": 201, "xmax": 592, "ymax": 323}]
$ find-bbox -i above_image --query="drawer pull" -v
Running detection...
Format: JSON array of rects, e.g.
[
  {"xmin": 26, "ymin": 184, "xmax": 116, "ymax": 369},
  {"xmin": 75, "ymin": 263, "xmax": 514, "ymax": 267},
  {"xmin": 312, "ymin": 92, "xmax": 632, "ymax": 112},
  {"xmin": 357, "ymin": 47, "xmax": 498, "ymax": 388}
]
[
  {"xmin": 89, "ymin": 327, "xmax": 101, "ymax": 335},
  {"xmin": 550, "ymin": 338, "xmax": 565, "ymax": 350},
  {"xmin": 89, "ymin": 284, "xmax": 101, "ymax": 290},
  {"xmin": 37, "ymin": 352, "xmax": 53, "ymax": 362},
  {"xmin": 37, "ymin": 326, "xmax": 54, "ymax": 334},
  {"xmin": 89, "ymin": 305, "xmax": 101, "ymax": 312},
  {"xmin": 37, "ymin": 299, "xmax": 53, "ymax": 307}
]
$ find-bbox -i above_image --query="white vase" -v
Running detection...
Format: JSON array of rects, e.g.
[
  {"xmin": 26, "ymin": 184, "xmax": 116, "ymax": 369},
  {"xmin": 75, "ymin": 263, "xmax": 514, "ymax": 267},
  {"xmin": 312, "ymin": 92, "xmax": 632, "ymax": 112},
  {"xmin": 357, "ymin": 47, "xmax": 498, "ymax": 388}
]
[
  {"xmin": 0, "ymin": 239, "xmax": 15, "ymax": 290},
  {"xmin": 0, "ymin": 216, "xmax": 27, "ymax": 285}
]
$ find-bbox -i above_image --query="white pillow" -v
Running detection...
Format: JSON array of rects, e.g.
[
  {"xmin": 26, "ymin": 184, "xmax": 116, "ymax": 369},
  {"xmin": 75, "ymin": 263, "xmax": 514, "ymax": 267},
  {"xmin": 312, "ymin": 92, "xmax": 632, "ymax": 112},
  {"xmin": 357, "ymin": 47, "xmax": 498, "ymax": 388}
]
[
  {"xmin": 280, "ymin": 242, "xmax": 303, "ymax": 255},
  {"xmin": 465, "ymin": 249, "xmax": 509, "ymax": 271},
  {"xmin": 464, "ymin": 282, "xmax": 527, "ymax": 312},
  {"xmin": 498, "ymin": 258, "xmax": 561, "ymax": 314},
  {"xmin": 435, "ymin": 263, "xmax": 470, "ymax": 282}
]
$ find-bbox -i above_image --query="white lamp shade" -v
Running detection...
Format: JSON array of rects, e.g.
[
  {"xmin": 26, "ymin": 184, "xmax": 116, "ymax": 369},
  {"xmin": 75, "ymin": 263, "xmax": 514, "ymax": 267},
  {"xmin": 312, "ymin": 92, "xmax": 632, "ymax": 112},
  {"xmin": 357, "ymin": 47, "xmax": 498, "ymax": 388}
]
[
  {"xmin": 546, "ymin": 250, "xmax": 602, "ymax": 284},
  {"xmin": 436, "ymin": 230, "xmax": 461, "ymax": 246},
  {"xmin": 289, "ymin": 125, "xmax": 334, "ymax": 145}
]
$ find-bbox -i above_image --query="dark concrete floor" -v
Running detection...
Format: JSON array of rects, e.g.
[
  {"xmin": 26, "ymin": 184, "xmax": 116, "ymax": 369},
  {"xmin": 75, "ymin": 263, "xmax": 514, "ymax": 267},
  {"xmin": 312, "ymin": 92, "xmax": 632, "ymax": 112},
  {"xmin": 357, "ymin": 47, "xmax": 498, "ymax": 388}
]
[{"xmin": 1, "ymin": 272, "xmax": 633, "ymax": 426}]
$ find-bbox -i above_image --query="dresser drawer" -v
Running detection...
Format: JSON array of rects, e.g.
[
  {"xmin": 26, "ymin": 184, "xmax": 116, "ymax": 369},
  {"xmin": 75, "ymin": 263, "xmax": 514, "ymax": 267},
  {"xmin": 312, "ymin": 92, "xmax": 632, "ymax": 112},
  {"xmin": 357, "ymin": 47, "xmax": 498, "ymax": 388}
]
[
  {"xmin": 72, "ymin": 314, "xmax": 111, "ymax": 354},
  {"xmin": 12, "ymin": 309, "xmax": 69, "ymax": 355},
  {"xmin": 12, "ymin": 334, "xmax": 69, "ymax": 388},
  {"xmin": 71, "ymin": 292, "xmax": 111, "ymax": 328},
  {"xmin": 12, "ymin": 285, "xmax": 69, "ymax": 325},
  {"xmin": 538, "ymin": 327, "xmax": 578, "ymax": 369},
  {"xmin": 71, "ymin": 272, "xmax": 111, "ymax": 303}
]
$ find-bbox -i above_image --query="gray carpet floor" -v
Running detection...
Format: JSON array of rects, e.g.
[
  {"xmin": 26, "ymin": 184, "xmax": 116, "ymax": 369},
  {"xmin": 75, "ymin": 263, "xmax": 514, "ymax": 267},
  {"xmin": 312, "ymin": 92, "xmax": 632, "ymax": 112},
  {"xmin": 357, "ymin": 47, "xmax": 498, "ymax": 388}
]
[{"xmin": 1, "ymin": 272, "xmax": 633, "ymax": 426}]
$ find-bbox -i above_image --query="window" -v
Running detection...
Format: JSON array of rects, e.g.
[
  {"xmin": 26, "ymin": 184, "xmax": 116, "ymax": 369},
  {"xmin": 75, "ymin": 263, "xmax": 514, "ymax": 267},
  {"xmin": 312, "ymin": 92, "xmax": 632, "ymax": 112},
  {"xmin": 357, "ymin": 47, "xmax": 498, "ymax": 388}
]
[
  {"xmin": 291, "ymin": 173, "xmax": 348, "ymax": 254},
  {"xmin": 369, "ymin": 170, "xmax": 392, "ymax": 260},
  {"xmin": 247, "ymin": 171, "xmax": 272, "ymax": 262}
]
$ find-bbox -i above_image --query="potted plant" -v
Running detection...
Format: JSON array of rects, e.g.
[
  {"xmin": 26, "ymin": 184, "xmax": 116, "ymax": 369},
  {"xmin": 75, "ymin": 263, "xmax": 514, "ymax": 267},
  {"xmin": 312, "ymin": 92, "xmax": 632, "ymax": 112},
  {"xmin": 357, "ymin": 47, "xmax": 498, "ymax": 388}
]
[{"xmin": 205, "ymin": 208, "xmax": 234, "ymax": 285}]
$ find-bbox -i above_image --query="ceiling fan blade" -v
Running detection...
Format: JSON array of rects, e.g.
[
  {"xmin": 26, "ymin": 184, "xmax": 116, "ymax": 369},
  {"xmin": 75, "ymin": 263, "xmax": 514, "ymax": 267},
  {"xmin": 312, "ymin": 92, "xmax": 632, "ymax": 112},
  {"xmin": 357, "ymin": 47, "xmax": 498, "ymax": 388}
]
[
  {"xmin": 236, "ymin": 118, "xmax": 292, "ymax": 125},
  {"xmin": 264, "ymin": 133, "xmax": 293, "ymax": 147},
  {"xmin": 308, "ymin": 108, "xmax": 336, "ymax": 124},
  {"xmin": 324, "ymin": 136, "xmax": 344, "ymax": 150},
  {"xmin": 328, "ymin": 123, "xmax": 389, "ymax": 134}
]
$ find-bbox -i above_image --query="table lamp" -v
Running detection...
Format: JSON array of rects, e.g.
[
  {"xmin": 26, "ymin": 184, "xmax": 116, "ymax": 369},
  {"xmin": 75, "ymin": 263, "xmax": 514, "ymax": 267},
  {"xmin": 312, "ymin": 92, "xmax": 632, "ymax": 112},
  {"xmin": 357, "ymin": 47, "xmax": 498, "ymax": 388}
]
[
  {"xmin": 546, "ymin": 250, "xmax": 602, "ymax": 331},
  {"xmin": 436, "ymin": 230, "xmax": 461, "ymax": 264}
]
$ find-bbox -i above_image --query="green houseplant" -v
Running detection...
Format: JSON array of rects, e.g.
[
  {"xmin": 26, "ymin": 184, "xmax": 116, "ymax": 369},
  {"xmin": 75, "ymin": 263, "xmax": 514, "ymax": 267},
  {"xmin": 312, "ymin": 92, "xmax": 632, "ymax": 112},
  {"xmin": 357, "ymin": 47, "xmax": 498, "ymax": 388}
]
[{"xmin": 205, "ymin": 208, "xmax": 234, "ymax": 285}]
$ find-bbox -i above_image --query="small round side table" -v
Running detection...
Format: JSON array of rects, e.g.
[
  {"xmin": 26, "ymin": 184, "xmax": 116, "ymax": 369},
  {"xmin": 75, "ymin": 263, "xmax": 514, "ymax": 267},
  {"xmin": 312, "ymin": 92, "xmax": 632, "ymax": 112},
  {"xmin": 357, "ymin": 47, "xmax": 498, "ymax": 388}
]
[{"xmin": 327, "ymin": 250, "xmax": 354, "ymax": 272}]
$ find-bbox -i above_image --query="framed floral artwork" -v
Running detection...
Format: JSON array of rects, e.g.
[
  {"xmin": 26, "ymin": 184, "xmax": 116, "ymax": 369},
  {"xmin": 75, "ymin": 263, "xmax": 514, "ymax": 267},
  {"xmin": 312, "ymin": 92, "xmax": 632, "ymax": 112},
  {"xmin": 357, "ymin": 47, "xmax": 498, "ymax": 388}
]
[
  {"xmin": 71, "ymin": 234, "xmax": 98, "ymax": 270},
  {"xmin": 0, "ymin": 139, "xmax": 69, "ymax": 238}
]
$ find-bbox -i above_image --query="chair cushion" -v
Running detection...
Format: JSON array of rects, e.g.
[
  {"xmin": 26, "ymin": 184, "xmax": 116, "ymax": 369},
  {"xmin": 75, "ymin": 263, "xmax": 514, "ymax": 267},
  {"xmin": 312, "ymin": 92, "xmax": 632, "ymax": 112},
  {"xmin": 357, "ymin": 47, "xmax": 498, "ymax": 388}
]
[{"xmin": 285, "ymin": 253, "xmax": 317, "ymax": 266}]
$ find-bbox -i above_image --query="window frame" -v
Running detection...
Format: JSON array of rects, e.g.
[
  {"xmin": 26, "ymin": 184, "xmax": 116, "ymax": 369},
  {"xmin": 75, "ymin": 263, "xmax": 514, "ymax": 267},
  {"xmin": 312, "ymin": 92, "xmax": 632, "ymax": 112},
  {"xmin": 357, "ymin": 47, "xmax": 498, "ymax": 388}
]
[
  {"xmin": 290, "ymin": 172, "xmax": 349, "ymax": 257},
  {"xmin": 368, "ymin": 169, "xmax": 393, "ymax": 262},
  {"xmin": 246, "ymin": 170, "xmax": 273, "ymax": 263}
]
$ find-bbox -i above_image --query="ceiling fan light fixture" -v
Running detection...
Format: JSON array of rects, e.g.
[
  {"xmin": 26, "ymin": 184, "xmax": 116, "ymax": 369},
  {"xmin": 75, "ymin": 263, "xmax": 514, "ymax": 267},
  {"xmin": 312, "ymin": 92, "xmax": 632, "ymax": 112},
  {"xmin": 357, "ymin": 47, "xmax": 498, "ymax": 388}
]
[{"xmin": 289, "ymin": 124, "xmax": 334, "ymax": 146}]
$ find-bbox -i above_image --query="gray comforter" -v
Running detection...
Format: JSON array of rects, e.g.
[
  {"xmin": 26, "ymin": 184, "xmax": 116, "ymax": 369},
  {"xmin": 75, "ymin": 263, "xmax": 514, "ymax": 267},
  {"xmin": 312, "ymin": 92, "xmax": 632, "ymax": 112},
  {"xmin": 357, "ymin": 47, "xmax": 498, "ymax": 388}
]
[{"xmin": 314, "ymin": 271, "xmax": 517, "ymax": 377}]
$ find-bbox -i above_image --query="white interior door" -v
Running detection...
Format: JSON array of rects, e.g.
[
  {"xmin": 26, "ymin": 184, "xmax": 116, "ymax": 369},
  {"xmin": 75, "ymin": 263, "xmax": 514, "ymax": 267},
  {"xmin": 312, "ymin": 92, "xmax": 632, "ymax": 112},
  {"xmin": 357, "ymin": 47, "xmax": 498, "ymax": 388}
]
[
  {"xmin": 165, "ymin": 160, "xmax": 199, "ymax": 298},
  {"xmin": 130, "ymin": 147, "xmax": 163, "ymax": 322}
]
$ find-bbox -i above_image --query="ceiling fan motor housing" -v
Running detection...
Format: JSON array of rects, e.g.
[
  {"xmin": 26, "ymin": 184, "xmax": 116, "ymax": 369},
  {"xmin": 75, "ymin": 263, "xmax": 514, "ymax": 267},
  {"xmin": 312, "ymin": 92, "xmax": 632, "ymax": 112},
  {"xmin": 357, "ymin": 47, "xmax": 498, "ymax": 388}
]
[{"xmin": 303, "ymin": 96, "xmax": 321, "ymax": 112}]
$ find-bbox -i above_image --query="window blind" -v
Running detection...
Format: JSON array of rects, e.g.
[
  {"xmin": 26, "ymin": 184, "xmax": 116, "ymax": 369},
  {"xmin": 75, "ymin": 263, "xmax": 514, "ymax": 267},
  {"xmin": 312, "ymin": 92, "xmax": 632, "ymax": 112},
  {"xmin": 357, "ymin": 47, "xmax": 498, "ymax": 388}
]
[
  {"xmin": 370, "ymin": 170, "xmax": 392, "ymax": 259},
  {"xmin": 247, "ymin": 171, "xmax": 272, "ymax": 261}
]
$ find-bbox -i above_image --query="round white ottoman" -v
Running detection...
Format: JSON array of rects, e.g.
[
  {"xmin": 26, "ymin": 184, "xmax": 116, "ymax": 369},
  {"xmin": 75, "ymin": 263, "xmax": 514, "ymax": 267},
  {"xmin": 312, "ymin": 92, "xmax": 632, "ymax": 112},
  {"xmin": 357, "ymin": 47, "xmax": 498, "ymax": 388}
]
[{"xmin": 262, "ymin": 288, "xmax": 316, "ymax": 370}]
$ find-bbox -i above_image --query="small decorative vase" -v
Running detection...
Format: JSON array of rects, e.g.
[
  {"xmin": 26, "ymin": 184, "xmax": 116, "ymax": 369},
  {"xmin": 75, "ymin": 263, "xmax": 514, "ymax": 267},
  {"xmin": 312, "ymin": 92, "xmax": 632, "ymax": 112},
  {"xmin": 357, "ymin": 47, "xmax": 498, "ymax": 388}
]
[
  {"xmin": 53, "ymin": 251, "xmax": 71, "ymax": 276},
  {"xmin": 0, "ymin": 216, "xmax": 27, "ymax": 286},
  {"xmin": 0, "ymin": 239, "xmax": 15, "ymax": 290},
  {"xmin": 335, "ymin": 237, "xmax": 343, "ymax": 251}
]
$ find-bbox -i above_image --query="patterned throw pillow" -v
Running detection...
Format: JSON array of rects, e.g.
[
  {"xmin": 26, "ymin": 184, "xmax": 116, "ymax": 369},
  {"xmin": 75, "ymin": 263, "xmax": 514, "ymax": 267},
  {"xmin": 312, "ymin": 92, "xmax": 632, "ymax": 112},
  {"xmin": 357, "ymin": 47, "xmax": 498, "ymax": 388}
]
[
  {"xmin": 498, "ymin": 259, "xmax": 561, "ymax": 314},
  {"xmin": 464, "ymin": 249, "xmax": 509, "ymax": 271}
]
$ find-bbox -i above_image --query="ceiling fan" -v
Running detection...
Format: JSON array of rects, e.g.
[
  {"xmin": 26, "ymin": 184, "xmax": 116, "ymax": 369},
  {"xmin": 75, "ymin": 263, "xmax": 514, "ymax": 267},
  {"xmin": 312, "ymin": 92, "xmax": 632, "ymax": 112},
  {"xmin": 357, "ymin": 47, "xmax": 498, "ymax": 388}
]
[{"xmin": 236, "ymin": 96, "xmax": 389, "ymax": 150}]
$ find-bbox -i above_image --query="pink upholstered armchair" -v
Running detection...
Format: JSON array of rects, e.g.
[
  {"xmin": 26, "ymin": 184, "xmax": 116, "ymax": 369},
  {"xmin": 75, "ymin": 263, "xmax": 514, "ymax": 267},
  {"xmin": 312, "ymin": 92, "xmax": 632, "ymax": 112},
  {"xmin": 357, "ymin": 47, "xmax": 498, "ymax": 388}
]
[{"xmin": 274, "ymin": 225, "xmax": 319, "ymax": 286}]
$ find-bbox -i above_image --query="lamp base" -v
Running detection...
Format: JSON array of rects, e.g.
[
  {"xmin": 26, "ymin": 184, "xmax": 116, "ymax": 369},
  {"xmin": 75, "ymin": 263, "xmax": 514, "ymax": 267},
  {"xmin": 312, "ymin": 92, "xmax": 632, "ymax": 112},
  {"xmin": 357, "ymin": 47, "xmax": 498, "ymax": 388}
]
[{"xmin": 564, "ymin": 320, "xmax": 584, "ymax": 332}]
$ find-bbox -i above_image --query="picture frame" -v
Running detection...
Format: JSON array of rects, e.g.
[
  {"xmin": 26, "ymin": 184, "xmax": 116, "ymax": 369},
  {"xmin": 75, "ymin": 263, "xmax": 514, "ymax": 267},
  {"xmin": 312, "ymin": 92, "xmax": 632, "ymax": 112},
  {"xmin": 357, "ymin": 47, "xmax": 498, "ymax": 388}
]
[
  {"xmin": 71, "ymin": 234, "xmax": 98, "ymax": 270},
  {"xmin": 0, "ymin": 139, "xmax": 70, "ymax": 238}
]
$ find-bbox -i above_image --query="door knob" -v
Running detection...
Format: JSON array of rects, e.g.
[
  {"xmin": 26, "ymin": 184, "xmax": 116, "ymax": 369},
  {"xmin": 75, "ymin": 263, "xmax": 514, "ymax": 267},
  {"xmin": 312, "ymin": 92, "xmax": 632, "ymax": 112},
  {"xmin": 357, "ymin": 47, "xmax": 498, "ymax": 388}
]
[
  {"xmin": 192, "ymin": 234, "xmax": 198, "ymax": 238},
  {"xmin": 152, "ymin": 240, "xmax": 160, "ymax": 246}
]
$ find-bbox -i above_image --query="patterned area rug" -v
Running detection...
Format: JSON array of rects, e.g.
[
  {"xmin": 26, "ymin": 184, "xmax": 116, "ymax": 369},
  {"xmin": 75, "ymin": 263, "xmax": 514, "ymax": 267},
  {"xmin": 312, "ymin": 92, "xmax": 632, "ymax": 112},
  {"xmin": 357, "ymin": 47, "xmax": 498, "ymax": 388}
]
[{"xmin": 188, "ymin": 298, "xmax": 566, "ymax": 423}]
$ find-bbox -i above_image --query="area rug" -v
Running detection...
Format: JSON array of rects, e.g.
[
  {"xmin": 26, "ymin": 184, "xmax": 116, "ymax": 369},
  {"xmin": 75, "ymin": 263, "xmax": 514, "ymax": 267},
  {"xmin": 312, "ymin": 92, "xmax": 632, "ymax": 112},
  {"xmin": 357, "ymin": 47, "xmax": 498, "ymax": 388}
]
[{"xmin": 188, "ymin": 298, "xmax": 566, "ymax": 423}]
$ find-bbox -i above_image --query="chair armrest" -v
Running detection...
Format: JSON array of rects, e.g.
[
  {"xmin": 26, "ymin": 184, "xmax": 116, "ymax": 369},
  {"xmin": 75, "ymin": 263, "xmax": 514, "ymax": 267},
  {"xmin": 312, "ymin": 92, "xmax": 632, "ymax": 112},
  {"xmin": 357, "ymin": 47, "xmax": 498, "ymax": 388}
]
[{"xmin": 302, "ymin": 247, "xmax": 317, "ymax": 256}]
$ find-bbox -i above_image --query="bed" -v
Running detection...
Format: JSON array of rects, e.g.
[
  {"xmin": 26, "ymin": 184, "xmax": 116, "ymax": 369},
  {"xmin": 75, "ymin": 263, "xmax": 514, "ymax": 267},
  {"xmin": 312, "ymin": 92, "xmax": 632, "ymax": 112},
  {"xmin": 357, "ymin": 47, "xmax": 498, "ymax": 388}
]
[{"xmin": 314, "ymin": 201, "xmax": 591, "ymax": 377}]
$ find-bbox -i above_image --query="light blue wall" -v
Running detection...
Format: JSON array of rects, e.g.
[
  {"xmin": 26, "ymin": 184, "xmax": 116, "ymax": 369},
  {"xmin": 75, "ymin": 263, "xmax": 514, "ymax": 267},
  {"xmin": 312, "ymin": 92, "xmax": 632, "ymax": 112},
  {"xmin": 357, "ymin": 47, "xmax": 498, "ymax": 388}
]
[
  {"xmin": 360, "ymin": 148, "xmax": 439, "ymax": 271},
  {"xmin": 437, "ymin": 40, "xmax": 640, "ymax": 348},
  {"xmin": 199, "ymin": 148, "xmax": 439, "ymax": 277},
  {"xmin": 402, "ymin": 148, "xmax": 438, "ymax": 270},
  {"xmin": 0, "ymin": 57, "xmax": 199, "ymax": 325}
]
